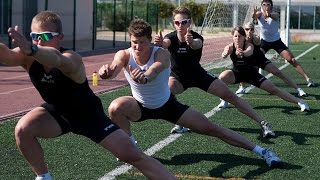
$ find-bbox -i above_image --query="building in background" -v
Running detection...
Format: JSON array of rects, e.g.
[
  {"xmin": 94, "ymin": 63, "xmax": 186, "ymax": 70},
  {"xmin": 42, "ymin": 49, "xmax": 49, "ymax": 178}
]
[{"xmin": 0, "ymin": 0, "xmax": 319, "ymax": 52}]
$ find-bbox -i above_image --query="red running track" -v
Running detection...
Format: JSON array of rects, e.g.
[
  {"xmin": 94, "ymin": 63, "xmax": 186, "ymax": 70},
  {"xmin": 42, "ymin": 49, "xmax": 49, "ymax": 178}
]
[{"xmin": 0, "ymin": 37, "xmax": 230, "ymax": 121}]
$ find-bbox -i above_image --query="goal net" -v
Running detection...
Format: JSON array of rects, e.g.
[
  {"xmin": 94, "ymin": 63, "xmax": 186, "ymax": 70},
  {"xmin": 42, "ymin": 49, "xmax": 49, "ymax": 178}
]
[{"xmin": 199, "ymin": 0, "xmax": 281, "ymax": 68}]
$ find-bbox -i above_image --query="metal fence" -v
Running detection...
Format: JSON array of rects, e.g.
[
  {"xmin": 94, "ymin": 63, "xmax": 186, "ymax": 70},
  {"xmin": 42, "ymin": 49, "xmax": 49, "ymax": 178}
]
[{"xmin": 0, "ymin": 0, "xmax": 161, "ymax": 52}]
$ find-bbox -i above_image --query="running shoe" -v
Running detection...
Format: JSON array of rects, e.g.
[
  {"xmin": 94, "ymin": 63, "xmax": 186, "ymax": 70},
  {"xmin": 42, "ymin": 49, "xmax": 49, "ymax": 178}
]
[
  {"xmin": 297, "ymin": 88, "xmax": 307, "ymax": 97},
  {"xmin": 298, "ymin": 101, "xmax": 310, "ymax": 112},
  {"xmin": 218, "ymin": 99, "xmax": 229, "ymax": 109},
  {"xmin": 261, "ymin": 121, "xmax": 276, "ymax": 138},
  {"xmin": 307, "ymin": 79, "xmax": 315, "ymax": 87},
  {"xmin": 262, "ymin": 148, "xmax": 281, "ymax": 168},
  {"xmin": 170, "ymin": 125, "xmax": 190, "ymax": 134},
  {"xmin": 236, "ymin": 86, "xmax": 246, "ymax": 94}
]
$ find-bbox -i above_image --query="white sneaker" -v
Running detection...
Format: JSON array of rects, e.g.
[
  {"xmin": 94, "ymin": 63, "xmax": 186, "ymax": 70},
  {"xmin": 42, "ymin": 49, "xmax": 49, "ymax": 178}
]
[
  {"xmin": 218, "ymin": 99, "xmax": 229, "ymax": 109},
  {"xmin": 236, "ymin": 86, "xmax": 246, "ymax": 94},
  {"xmin": 307, "ymin": 79, "xmax": 315, "ymax": 87},
  {"xmin": 298, "ymin": 101, "xmax": 310, "ymax": 112},
  {"xmin": 35, "ymin": 173, "xmax": 52, "ymax": 180},
  {"xmin": 170, "ymin": 125, "xmax": 190, "ymax": 134},
  {"xmin": 261, "ymin": 121, "xmax": 276, "ymax": 138},
  {"xmin": 297, "ymin": 88, "xmax": 307, "ymax": 97},
  {"xmin": 262, "ymin": 148, "xmax": 281, "ymax": 168}
]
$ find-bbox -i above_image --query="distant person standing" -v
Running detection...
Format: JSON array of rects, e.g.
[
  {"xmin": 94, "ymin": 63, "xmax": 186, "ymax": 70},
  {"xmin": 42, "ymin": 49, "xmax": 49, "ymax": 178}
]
[{"xmin": 252, "ymin": 0, "xmax": 315, "ymax": 87}]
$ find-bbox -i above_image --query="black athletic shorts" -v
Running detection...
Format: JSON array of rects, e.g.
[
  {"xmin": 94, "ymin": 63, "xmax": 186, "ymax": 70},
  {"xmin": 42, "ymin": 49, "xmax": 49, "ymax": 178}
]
[
  {"xmin": 260, "ymin": 38, "xmax": 288, "ymax": 54},
  {"xmin": 136, "ymin": 94, "xmax": 189, "ymax": 124},
  {"xmin": 42, "ymin": 103, "xmax": 119, "ymax": 143},
  {"xmin": 232, "ymin": 67, "xmax": 267, "ymax": 87},
  {"xmin": 171, "ymin": 71, "xmax": 218, "ymax": 91},
  {"xmin": 254, "ymin": 56, "xmax": 272, "ymax": 70}
]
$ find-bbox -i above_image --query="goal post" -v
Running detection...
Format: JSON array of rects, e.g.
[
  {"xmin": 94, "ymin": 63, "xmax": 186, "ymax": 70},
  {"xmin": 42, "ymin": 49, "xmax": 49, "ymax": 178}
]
[{"xmin": 199, "ymin": 0, "xmax": 290, "ymax": 66}]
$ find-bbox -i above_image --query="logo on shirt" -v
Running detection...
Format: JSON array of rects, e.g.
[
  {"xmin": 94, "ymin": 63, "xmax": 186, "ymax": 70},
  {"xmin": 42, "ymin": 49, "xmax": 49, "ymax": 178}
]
[
  {"xmin": 177, "ymin": 47, "xmax": 188, "ymax": 54},
  {"xmin": 41, "ymin": 74, "xmax": 55, "ymax": 84},
  {"xmin": 104, "ymin": 124, "xmax": 115, "ymax": 132}
]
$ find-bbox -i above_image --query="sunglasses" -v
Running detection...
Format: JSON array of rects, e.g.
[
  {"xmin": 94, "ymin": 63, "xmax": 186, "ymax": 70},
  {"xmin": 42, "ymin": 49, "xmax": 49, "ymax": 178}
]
[
  {"xmin": 30, "ymin": 32, "xmax": 60, "ymax": 41},
  {"xmin": 262, "ymin": 3, "xmax": 271, "ymax": 6},
  {"xmin": 245, "ymin": 28, "xmax": 254, "ymax": 31},
  {"xmin": 174, "ymin": 19, "xmax": 191, "ymax": 26}
]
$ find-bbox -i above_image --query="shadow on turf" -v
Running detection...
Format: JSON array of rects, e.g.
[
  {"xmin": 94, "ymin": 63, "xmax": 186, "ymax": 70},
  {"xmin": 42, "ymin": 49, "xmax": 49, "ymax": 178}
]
[
  {"xmin": 156, "ymin": 153, "xmax": 302, "ymax": 179},
  {"xmin": 252, "ymin": 105, "xmax": 319, "ymax": 115},
  {"xmin": 231, "ymin": 127, "xmax": 320, "ymax": 145}
]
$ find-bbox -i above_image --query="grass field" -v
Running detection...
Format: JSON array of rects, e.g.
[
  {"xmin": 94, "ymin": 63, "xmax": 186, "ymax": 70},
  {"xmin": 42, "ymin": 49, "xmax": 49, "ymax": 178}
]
[{"xmin": 0, "ymin": 43, "xmax": 319, "ymax": 180}]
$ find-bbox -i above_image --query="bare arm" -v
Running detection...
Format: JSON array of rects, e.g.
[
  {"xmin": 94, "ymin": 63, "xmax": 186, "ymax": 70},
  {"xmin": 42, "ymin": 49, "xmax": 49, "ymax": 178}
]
[
  {"xmin": 252, "ymin": 6, "xmax": 262, "ymax": 20},
  {"xmin": 143, "ymin": 48, "xmax": 170, "ymax": 82},
  {"xmin": 252, "ymin": 35, "xmax": 261, "ymax": 46},
  {"xmin": 221, "ymin": 43, "xmax": 233, "ymax": 58},
  {"xmin": 8, "ymin": 25, "xmax": 83, "ymax": 76},
  {"xmin": 0, "ymin": 43, "xmax": 27, "ymax": 67},
  {"xmin": 98, "ymin": 49, "xmax": 128, "ymax": 79},
  {"xmin": 243, "ymin": 42, "xmax": 254, "ymax": 57},
  {"xmin": 185, "ymin": 28, "xmax": 203, "ymax": 50}
]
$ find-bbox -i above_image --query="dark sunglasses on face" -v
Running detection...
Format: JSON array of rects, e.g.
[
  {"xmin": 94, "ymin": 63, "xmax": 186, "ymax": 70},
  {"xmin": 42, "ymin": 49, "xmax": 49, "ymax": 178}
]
[
  {"xmin": 245, "ymin": 28, "xmax": 254, "ymax": 31},
  {"xmin": 30, "ymin": 32, "xmax": 59, "ymax": 41},
  {"xmin": 174, "ymin": 19, "xmax": 191, "ymax": 26}
]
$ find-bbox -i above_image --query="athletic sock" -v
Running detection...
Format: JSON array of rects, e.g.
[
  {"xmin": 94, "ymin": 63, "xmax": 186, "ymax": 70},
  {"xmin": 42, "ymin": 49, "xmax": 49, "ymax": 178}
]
[
  {"xmin": 36, "ymin": 172, "xmax": 52, "ymax": 180},
  {"xmin": 252, "ymin": 145, "xmax": 265, "ymax": 156},
  {"xmin": 129, "ymin": 135, "xmax": 137, "ymax": 146}
]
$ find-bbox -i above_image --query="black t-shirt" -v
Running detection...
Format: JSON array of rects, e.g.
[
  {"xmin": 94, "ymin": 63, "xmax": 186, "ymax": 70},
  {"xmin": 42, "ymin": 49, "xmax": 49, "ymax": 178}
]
[
  {"xmin": 165, "ymin": 30, "xmax": 206, "ymax": 78},
  {"xmin": 29, "ymin": 47, "xmax": 102, "ymax": 113},
  {"xmin": 230, "ymin": 43, "xmax": 253, "ymax": 70}
]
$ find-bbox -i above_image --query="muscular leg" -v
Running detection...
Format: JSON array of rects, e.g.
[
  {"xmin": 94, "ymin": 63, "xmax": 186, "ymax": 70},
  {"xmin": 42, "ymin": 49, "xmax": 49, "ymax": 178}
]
[
  {"xmin": 168, "ymin": 76, "xmax": 190, "ymax": 133},
  {"xmin": 217, "ymin": 70, "xmax": 265, "ymax": 125},
  {"xmin": 259, "ymin": 80, "xmax": 300, "ymax": 104},
  {"xmin": 15, "ymin": 107, "xmax": 62, "ymax": 176},
  {"xmin": 264, "ymin": 63, "xmax": 299, "ymax": 89},
  {"xmin": 108, "ymin": 96, "xmax": 141, "ymax": 135},
  {"xmin": 280, "ymin": 49, "xmax": 310, "ymax": 81},
  {"xmin": 176, "ymin": 108, "xmax": 255, "ymax": 150},
  {"xmin": 99, "ymin": 130, "xmax": 176, "ymax": 179},
  {"xmin": 168, "ymin": 76, "xmax": 185, "ymax": 95}
]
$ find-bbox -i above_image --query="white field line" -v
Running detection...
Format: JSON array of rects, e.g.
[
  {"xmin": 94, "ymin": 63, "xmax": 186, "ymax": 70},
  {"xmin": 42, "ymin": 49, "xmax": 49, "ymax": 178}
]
[{"xmin": 99, "ymin": 44, "xmax": 319, "ymax": 180}]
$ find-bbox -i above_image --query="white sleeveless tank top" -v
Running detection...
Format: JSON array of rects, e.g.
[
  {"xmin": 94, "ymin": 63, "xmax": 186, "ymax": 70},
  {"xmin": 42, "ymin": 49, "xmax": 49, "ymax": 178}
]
[
  {"xmin": 258, "ymin": 15, "xmax": 280, "ymax": 42},
  {"xmin": 124, "ymin": 46, "xmax": 171, "ymax": 109}
]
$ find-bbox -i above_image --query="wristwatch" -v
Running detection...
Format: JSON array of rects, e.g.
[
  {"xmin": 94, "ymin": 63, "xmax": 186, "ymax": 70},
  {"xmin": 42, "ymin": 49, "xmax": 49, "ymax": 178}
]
[{"xmin": 27, "ymin": 44, "xmax": 38, "ymax": 56}]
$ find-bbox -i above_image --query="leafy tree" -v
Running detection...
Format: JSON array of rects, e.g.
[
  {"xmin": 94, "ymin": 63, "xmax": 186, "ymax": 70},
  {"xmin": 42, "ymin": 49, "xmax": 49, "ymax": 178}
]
[
  {"xmin": 182, "ymin": 0, "xmax": 206, "ymax": 28},
  {"xmin": 154, "ymin": 0, "xmax": 176, "ymax": 30}
]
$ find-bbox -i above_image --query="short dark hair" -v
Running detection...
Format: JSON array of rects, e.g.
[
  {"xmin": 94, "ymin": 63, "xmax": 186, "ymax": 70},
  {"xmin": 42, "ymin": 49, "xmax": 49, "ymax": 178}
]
[
  {"xmin": 231, "ymin": 26, "xmax": 246, "ymax": 37},
  {"xmin": 128, "ymin": 19, "xmax": 152, "ymax": 40},
  {"xmin": 172, "ymin": 7, "xmax": 191, "ymax": 19}
]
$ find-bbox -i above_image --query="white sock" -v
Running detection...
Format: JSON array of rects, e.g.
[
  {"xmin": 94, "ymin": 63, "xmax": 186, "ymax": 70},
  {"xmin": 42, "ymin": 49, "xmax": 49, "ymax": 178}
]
[
  {"xmin": 252, "ymin": 145, "xmax": 265, "ymax": 156},
  {"xmin": 129, "ymin": 135, "xmax": 137, "ymax": 145}
]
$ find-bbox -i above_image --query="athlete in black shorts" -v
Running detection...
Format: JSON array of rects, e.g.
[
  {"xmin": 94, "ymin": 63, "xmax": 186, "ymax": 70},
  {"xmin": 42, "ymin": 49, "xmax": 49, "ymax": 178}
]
[
  {"xmin": 154, "ymin": 7, "xmax": 277, "ymax": 138},
  {"xmin": 0, "ymin": 10, "xmax": 176, "ymax": 180},
  {"xmin": 219, "ymin": 26, "xmax": 310, "ymax": 118}
]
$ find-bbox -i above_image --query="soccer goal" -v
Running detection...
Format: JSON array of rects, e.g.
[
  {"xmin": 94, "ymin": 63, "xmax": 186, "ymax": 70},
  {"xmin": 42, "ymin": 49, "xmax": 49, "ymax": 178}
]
[{"xmin": 199, "ymin": 0, "xmax": 284, "ymax": 67}]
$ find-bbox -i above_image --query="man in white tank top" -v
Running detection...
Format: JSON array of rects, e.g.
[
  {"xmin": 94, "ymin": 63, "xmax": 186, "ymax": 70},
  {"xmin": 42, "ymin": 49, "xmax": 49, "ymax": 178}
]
[
  {"xmin": 253, "ymin": 0, "xmax": 315, "ymax": 87},
  {"xmin": 98, "ymin": 18, "xmax": 282, "ymax": 168}
]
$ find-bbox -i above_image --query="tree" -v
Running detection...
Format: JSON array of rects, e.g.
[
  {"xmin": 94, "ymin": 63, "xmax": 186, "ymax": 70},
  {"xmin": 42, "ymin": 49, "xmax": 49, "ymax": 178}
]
[
  {"xmin": 182, "ymin": 0, "xmax": 206, "ymax": 29},
  {"xmin": 156, "ymin": 0, "xmax": 176, "ymax": 30}
]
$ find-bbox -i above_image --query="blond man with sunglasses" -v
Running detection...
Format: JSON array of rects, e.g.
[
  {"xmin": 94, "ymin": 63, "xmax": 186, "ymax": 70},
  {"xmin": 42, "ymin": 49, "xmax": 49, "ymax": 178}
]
[
  {"xmin": 0, "ymin": 10, "xmax": 177, "ymax": 180},
  {"xmin": 252, "ymin": 0, "xmax": 315, "ymax": 87},
  {"xmin": 154, "ymin": 7, "xmax": 277, "ymax": 139}
]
